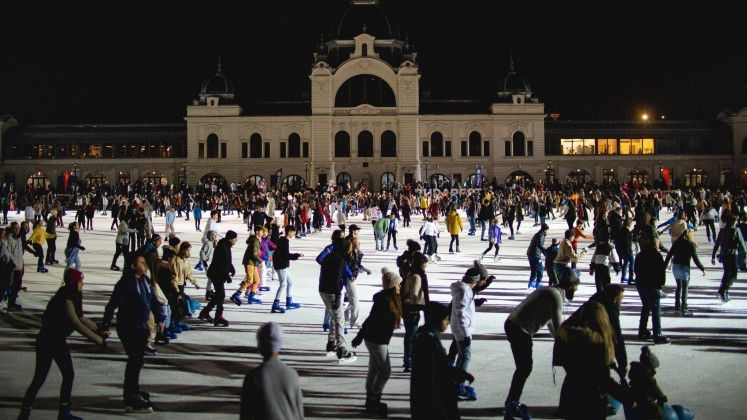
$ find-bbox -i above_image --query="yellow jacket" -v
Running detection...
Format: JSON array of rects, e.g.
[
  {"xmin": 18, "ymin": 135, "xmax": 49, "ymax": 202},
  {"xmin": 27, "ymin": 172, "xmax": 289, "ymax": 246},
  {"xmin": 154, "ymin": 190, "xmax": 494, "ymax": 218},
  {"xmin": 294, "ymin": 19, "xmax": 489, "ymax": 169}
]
[
  {"xmin": 446, "ymin": 211, "xmax": 464, "ymax": 235},
  {"xmin": 29, "ymin": 226, "xmax": 54, "ymax": 246}
]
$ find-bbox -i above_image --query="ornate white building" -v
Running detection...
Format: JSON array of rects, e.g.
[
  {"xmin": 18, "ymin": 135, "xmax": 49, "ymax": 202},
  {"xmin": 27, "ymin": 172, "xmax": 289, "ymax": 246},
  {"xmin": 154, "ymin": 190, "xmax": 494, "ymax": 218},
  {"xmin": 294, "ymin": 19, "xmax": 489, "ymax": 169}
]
[{"xmin": 1, "ymin": 0, "xmax": 746, "ymax": 191}]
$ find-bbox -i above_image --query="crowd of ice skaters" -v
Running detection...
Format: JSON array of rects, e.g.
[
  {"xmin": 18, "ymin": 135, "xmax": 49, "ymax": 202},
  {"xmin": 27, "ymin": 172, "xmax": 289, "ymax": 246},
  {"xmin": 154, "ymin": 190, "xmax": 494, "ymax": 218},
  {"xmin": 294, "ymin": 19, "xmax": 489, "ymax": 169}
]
[{"xmin": 2, "ymin": 178, "xmax": 745, "ymax": 419}]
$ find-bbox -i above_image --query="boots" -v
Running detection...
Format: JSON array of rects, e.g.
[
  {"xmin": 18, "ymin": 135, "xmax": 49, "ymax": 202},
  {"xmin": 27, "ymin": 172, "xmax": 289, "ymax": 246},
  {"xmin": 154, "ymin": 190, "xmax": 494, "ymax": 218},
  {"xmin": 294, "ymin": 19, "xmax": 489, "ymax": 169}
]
[
  {"xmin": 198, "ymin": 309, "xmax": 214, "ymax": 323},
  {"xmin": 37, "ymin": 263, "xmax": 48, "ymax": 273},
  {"xmin": 365, "ymin": 393, "xmax": 388, "ymax": 418},
  {"xmin": 271, "ymin": 300, "xmax": 286, "ymax": 314},
  {"xmin": 194, "ymin": 261, "xmax": 203, "ymax": 271},
  {"xmin": 247, "ymin": 293, "xmax": 262, "ymax": 305},
  {"xmin": 230, "ymin": 292, "xmax": 243, "ymax": 306},
  {"xmin": 286, "ymin": 297, "xmax": 301, "ymax": 310},
  {"xmin": 213, "ymin": 317, "xmax": 229, "ymax": 327},
  {"xmin": 57, "ymin": 403, "xmax": 83, "ymax": 420}
]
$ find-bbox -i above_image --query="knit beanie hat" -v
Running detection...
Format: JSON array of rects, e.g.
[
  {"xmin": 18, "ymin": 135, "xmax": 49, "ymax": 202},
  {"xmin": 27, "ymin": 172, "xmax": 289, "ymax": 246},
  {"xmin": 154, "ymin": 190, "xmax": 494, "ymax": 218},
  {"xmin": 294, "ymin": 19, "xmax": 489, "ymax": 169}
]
[
  {"xmin": 640, "ymin": 345, "xmax": 660, "ymax": 370},
  {"xmin": 225, "ymin": 230, "xmax": 238, "ymax": 240},
  {"xmin": 463, "ymin": 260, "xmax": 488, "ymax": 284},
  {"xmin": 64, "ymin": 268, "xmax": 84, "ymax": 287},
  {"xmin": 257, "ymin": 322, "xmax": 283, "ymax": 354},
  {"xmin": 381, "ymin": 267, "xmax": 401, "ymax": 290}
]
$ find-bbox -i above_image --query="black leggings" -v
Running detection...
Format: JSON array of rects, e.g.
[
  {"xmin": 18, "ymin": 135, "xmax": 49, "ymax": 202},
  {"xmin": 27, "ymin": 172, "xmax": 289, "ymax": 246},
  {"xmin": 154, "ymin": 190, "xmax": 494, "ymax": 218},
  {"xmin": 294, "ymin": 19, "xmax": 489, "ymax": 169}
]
[
  {"xmin": 387, "ymin": 230, "xmax": 398, "ymax": 249},
  {"xmin": 203, "ymin": 280, "xmax": 226, "ymax": 319},
  {"xmin": 195, "ymin": 218, "xmax": 201, "ymax": 230},
  {"xmin": 449, "ymin": 234, "xmax": 459, "ymax": 251},
  {"xmin": 703, "ymin": 220, "xmax": 716, "ymax": 241},
  {"xmin": 118, "ymin": 327, "xmax": 147, "ymax": 399},
  {"xmin": 22, "ymin": 334, "xmax": 74, "ymax": 408},
  {"xmin": 32, "ymin": 243, "xmax": 44, "ymax": 267},
  {"xmin": 46, "ymin": 238, "xmax": 56, "ymax": 263},
  {"xmin": 482, "ymin": 242, "xmax": 500, "ymax": 257},
  {"xmin": 505, "ymin": 318, "xmax": 533, "ymax": 405}
]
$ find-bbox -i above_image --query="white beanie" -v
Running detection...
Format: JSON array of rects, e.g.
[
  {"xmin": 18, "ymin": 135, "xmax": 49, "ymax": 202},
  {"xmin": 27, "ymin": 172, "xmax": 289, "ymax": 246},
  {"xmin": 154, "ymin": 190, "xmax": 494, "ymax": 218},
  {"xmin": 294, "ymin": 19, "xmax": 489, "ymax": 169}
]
[{"xmin": 257, "ymin": 322, "xmax": 283, "ymax": 354}]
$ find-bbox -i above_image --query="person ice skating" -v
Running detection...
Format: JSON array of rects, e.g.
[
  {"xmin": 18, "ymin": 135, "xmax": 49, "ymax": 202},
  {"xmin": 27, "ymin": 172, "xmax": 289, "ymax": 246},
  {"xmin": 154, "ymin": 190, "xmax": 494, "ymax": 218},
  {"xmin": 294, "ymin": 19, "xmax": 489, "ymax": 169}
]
[
  {"xmin": 664, "ymin": 229, "xmax": 705, "ymax": 316},
  {"xmin": 101, "ymin": 256, "xmax": 165, "ymax": 413},
  {"xmin": 629, "ymin": 346, "xmax": 694, "ymax": 420},
  {"xmin": 28, "ymin": 219, "xmax": 55, "ymax": 273},
  {"xmin": 64, "ymin": 222, "xmax": 84, "ymax": 270},
  {"xmin": 420, "ymin": 215, "xmax": 441, "ymax": 262},
  {"xmin": 526, "ymin": 223, "xmax": 549, "ymax": 288},
  {"xmin": 3, "ymin": 223, "xmax": 25, "ymax": 311},
  {"xmin": 112, "ymin": 217, "xmax": 136, "ymax": 271},
  {"xmin": 45, "ymin": 215, "xmax": 59, "ymax": 266},
  {"xmin": 318, "ymin": 234, "xmax": 356, "ymax": 362},
  {"xmin": 271, "ymin": 226, "xmax": 303, "ymax": 313},
  {"xmin": 240, "ymin": 322, "xmax": 304, "ymax": 420},
  {"xmin": 589, "ymin": 238, "xmax": 620, "ymax": 293},
  {"xmin": 17, "ymin": 269, "xmax": 109, "ymax": 420},
  {"xmin": 193, "ymin": 201, "xmax": 202, "ymax": 231},
  {"xmin": 480, "ymin": 217, "xmax": 505, "ymax": 261},
  {"xmin": 351, "ymin": 267, "xmax": 402, "ymax": 417},
  {"xmin": 344, "ymin": 236, "xmax": 371, "ymax": 329},
  {"xmin": 635, "ymin": 231, "xmax": 671, "ymax": 344},
  {"xmin": 410, "ymin": 302, "xmax": 474, "ymax": 420},
  {"xmin": 373, "ymin": 215, "xmax": 389, "ymax": 251},
  {"xmin": 164, "ymin": 206, "xmax": 176, "ymax": 236},
  {"xmin": 199, "ymin": 230, "xmax": 237, "ymax": 326},
  {"xmin": 397, "ymin": 239, "xmax": 429, "ymax": 372},
  {"xmin": 503, "ymin": 270, "xmax": 579, "ymax": 419},
  {"xmin": 232, "ymin": 229, "xmax": 263, "ymax": 306},
  {"xmin": 386, "ymin": 213, "xmax": 399, "ymax": 251},
  {"xmin": 449, "ymin": 260, "xmax": 492, "ymax": 401},
  {"xmin": 711, "ymin": 213, "xmax": 746, "ymax": 303},
  {"xmin": 446, "ymin": 205, "xmax": 463, "ymax": 253}
]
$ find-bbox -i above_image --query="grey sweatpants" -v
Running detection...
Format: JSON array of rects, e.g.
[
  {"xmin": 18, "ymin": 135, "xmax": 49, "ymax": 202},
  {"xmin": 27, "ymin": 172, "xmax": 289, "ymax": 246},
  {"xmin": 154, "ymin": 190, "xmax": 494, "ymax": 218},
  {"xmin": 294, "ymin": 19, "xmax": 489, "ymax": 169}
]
[
  {"xmin": 320, "ymin": 292, "xmax": 345, "ymax": 347},
  {"xmin": 344, "ymin": 281, "xmax": 359, "ymax": 327},
  {"xmin": 365, "ymin": 340, "xmax": 391, "ymax": 396}
]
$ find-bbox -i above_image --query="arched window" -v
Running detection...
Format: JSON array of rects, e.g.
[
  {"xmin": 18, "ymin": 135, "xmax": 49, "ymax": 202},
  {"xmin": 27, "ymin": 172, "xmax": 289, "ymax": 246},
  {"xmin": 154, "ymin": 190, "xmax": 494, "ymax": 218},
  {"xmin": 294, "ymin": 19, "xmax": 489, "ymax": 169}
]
[
  {"xmin": 465, "ymin": 173, "xmax": 487, "ymax": 187},
  {"xmin": 381, "ymin": 130, "xmax": 397, "ymax": 157},
  {"xmin": 512, "ymin": 132, "xmax": 526, "ymax": 156},
  {"xmin": 282, "ymin": 175, "xmax": 306, "ymax": 193},
  {"xmin": 357, "ymin": 131, "xmax": 373, "ymax": 157},
  {"xmin": 335, "ymin": 131, "xmax": 351, "ymax": 158},
  {"xmin": 628, "ymin": 169, "xmax": 649, "ymax": 185},
  {"xmin": 602, "ymin": 169, "xmax": 616, "ymax": 184},
  {"xmin": 27, "ymin": 172, "xmax": 48, "ymax": 188},
  {"xmin": 250, "ymin": 133, "xmax": 262, "ymax": 158},
  {"xmin": 201, "ymin": 172, "xmax": 226, "ymax": 187},
  {"xmin": 246, "ymin": 175, "xmax": 265, "ymax": 186},
  {"xmin": 288, "ymin": 133, "xmax": 301, "ymax": 158},
  {"xmin": 505, "ymin": 171, "xmax": 533, "ymax": 185},
  {"xmin": 380, "ymin": 172, "xmax": 396, "ymax": 190},
  {"xmin": 429, "ymin": 173, "xmax": 449, "ymax": 187},
  {"xmin": 468, "ymin": 131, "xmax": 482, "ymax": 157},
  {"xmin": 431, "ymin": 132, "xmax": 444, "ymax": 157},
  {"xmin": 207, "ymin": 133, "xmax": 219, "ymax": 158},
  {"xmin": 566, "ymin": 169, "xmax": 592, "ymax": 185},
  {"xmin": 685, "ymin": 169, "xmax": 708, "ymax": 187},
  {"xmin": 335, "ymin": 74, "xmax": 396, "ymax": 108},
  {"xmin": 336, "ymin": 172, "xmax": 352, "ymax": 185}
]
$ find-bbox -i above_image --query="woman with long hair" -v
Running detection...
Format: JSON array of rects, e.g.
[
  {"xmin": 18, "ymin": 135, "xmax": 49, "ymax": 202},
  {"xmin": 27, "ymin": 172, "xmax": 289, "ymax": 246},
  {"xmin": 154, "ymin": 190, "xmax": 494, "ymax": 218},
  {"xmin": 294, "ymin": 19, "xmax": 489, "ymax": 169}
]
[
  {"xmin": 345, "ymin": 236, "xmax": 371, "ymax": 329},
  {"xmin": 664, "ymin": 229, "xmax": 705, "ymax": 316},
  {"xmin": 18, "ymin": 269, "xmax": 108, "ymax": 420},
  {"xmin": 64, "ymin": 222, "xmax": 84, "ymax": 270},
  {"xmin": 351, "ymin": 267, "xmax": 403, "ymax": 417}
]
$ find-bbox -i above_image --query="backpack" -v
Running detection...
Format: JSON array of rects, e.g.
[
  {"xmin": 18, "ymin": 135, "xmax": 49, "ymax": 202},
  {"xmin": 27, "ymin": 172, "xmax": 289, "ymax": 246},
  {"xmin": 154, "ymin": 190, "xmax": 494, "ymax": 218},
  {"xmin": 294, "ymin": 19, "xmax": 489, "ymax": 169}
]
[{"xmin": 401, "ymin": 273, "xmax": 425, "ymax": 306}]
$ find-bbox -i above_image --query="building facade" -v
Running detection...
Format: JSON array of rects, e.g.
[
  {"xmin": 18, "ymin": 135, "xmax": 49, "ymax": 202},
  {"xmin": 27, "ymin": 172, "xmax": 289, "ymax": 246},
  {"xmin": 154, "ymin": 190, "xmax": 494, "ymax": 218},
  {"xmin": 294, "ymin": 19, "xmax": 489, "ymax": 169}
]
[{"xmin": 2, "ymin": 0, "xmax": 747, "ymax": 191}]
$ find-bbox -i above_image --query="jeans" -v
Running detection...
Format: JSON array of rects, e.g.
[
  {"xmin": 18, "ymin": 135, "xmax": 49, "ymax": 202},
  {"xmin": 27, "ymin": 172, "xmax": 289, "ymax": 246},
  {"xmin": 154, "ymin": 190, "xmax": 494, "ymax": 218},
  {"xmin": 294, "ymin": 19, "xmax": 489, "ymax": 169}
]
[
  {"xmin": 449, "ymin": 234, "xmax": 459, "ymax": 252},
  {"xmin": 619, "ymin": 251, "xmax": 635, "ymax": 284},
  {"xmin": 505, "ymin": 318, "xmax": 533, "ymax": 404},
  {"xmin": 527, "ymin": 255, "xmax": 543, "ymax": 285},
  {"xmin": 344, "ymin": 280, "xmax": 359, "ymax": 326},
  {"xmin": 454, "ymin": 338, "xmax": 472, "ymax": 386},
  {"xmin": 402, "ymin": 309, "xmax": 420, "ymax": 365},
  {"xmin": 320, "ymin": 292, "xmax": 345, "ymax": 347},
  {"xmin": 22, "ymin": 334, "xmax": 75, "ymax": 408},
  {"xmin": 480, "ymin": 220, "xmax": 487, "ymax": 239},
  {"xmin": 374, "ymin": 232, "xmax": 385, "ymax": 250},
  {"xmin": 117, "ymin": 327, "xmax": 147, "ymax": 400},
  {"xmin": 365, "ymin": 340, "xmax": 391, "ymax": 397},
  {"xmin": 424, "ymin": 235, "xmax": 438, "ymax": 256},
  {"xmin": 675, "ymin": 278, "xmax": 689, "ymax": 310},
  {"xmin": 468, "ymin": 215, "xmax": 476, "ymax": 234},
  {"xmin": 637, "ymin": 286, "xmax": 662, "ymax": 336},
  {"xmin": 703, "ymin": 219, "xmax": 716, "ymax": 242},
  {"xmin": 386, "ymin": 230, "xmax": 397, "ymax": 249},
  {"xmin": 274, "ymin": 268, "xmax": 293, "ymax": 301}
]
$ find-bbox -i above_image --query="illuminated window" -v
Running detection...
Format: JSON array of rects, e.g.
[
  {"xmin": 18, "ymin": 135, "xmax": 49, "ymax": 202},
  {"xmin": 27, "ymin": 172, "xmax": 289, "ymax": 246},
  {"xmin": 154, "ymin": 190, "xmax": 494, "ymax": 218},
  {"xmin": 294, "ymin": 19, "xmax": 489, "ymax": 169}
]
[
  {"xmin": 90, "ymin": 145, "xmax": 102, "ymax": 158},
  {"xmin": 597, "ymin": 139, "xmax": 618, "ymax": 155},
  {"xmin": 643, "ymin": 138, "xmax": 654, "ymax": 155},
  {"xmin": 620, "ymin": 139, "xmax": 631, "ymax": 155},
  {"xmin": 561, "ymin": 139, "xmax": 595, "ymax": 155}
]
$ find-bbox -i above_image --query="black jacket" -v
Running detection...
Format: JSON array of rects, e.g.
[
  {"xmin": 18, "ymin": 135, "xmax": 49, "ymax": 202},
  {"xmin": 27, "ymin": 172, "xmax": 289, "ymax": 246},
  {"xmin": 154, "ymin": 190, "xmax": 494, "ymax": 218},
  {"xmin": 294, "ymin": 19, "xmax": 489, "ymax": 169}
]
[
  {"xmin": 356, "ymin": 288, "xmax": 398, "ymax": 345},
  {"xmin": 318, "ymin": 246, "xmax": 349, "ymax": 295},
  {"xmin": 250, "ymin": 211, "xmax": 271, "ymax": 230},
  {"xmin": 208, "ymin": 238, "xmax": 235, "ymax": 283},
  {"xmin": 664, "ymin": 236, "xmax": 704, "ymax": 270},
  {"xmin": 634, "ymin": 247, "xmax": 665, "ymax": 290},
  {"xmin": 410, "ymin": 326, "xmax": 469, "ymax": 419},
  {"xmin": 273, "ymin": 237, "xmax": 300, "ymax": 270},
  {"xmin": 103, "ymin": 273, "xmax": 164, "ymax": 330}
]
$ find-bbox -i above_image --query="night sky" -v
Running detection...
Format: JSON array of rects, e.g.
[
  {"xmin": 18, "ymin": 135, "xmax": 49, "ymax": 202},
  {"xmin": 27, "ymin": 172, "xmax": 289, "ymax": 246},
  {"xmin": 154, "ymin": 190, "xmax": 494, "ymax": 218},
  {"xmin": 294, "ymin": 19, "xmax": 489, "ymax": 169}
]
[{"xmin": 1, "ymin": 1, "xmax": 745, "ymax": 124}]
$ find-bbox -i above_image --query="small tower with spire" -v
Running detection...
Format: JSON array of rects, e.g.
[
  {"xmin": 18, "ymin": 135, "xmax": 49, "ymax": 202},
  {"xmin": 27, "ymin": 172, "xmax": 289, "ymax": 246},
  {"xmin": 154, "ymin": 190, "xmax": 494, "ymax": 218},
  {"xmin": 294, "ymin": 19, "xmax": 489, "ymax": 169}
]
[{"xmin": 188, "ymin": 53, "xmax": 241, "ymax": 117}]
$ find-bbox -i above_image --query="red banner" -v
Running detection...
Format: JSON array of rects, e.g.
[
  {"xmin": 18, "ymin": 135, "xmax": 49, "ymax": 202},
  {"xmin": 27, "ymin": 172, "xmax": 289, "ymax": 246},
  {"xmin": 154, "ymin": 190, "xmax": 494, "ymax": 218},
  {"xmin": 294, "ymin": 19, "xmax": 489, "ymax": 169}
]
[{"xmin": 661, "ymin": 167, "xmax": 671, "ymax": 188}]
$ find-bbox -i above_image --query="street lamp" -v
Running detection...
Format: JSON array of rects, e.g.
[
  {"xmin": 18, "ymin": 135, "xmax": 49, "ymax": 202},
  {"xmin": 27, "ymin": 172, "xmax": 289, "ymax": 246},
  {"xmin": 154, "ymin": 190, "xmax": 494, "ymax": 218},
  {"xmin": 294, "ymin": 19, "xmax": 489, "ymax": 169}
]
[
  {"xmin": 304, "ymin": 161, "xmax": 309, "ymax": 186},
  {"xmin": 641, "ymin": 113, "xmax": 649, "ymax": 122}
]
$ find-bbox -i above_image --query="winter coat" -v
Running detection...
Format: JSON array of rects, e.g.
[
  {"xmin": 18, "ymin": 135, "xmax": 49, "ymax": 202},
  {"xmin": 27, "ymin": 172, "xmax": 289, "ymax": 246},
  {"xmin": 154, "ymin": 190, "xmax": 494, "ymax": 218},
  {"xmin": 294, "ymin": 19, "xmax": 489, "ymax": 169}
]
[
  {"xmin": 629, "ymin": 361, "xmax": 667, "ymax": 419},
  {"xmin": 207, "ymin": 238, "xmax": 235, "ymax": 283},
  {"xmin": 7, "ymin": 234, "xmax": 23, "ymax": 269},
  {"xmin": 116, "ymin": 220, "xmax": 136, "ymax": 245},
  {"xmin": 374, "ymin": 217, "xmax": 389, "ymax": 235},
  {"xmin": 40, "ymin": 285, "xmax": 103, "ymax": 345},
  {"xmin": 634, "ymin": 247, "xmax": 666, "ymax": 290},
  {"xmin": 318, "ymin": 246, "xmax": 352, "ymax": 295},
  {"xmin": 488, "ymin": 224, "xmax": 503, "ymax": 243},
  {"xmin": 526, "ymin": 230, "xmax": 547, "ymax": 258},
  {"xmin": 102, "ymin": 273, "xmax": 165, "ymax": 330},
  {"xmin": 199, "ymin": 240, "xmax": 214, "ymax": 263},
  {"xmin": 273, "ymin": 237, "xmax": 300, "ymax": 270},
  {"xmin": 356, "ymin": 288, "xmax": 399, "ymax": 345},
  {"xmin": 449, "ymin": 281, "xmax": 475, "ymax": 341},
  {"xmin": 445, "ymin": 211, "xmax": 463, "ymax": 235},
  {"xmin": 410, "ymin": 326, "xmax": 470, "ymax": 420},
  {"xmin": 243, "ymin": 235, "xmax": 262, "ymax": 267}
]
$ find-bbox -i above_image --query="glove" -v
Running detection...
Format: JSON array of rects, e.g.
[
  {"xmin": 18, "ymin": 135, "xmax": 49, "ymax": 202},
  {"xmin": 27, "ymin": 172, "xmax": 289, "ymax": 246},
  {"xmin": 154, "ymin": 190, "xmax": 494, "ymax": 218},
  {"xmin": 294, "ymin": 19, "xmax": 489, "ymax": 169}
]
[
  {"xmin": 351, "ymin": 335, "xmax": 363, "ymax": 348},
  {"xmin": 474, "ymin": 297, "xmax": 487, "ymax": 307},
  {"xmin": 364, "ymin": 268, "xmax": 372, "ymax": 275},
  {"xmin": 79, "ymin": 246, "xmax": 86, "ymax": 251}
]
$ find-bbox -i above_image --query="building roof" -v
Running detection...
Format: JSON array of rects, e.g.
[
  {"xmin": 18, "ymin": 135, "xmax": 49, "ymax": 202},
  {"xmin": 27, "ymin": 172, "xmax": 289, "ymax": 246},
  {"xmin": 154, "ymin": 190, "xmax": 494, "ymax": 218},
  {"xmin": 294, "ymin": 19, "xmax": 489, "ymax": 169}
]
[{"xmin": 3, "ymin": 123, "xmax": 186, "ymax": 144}]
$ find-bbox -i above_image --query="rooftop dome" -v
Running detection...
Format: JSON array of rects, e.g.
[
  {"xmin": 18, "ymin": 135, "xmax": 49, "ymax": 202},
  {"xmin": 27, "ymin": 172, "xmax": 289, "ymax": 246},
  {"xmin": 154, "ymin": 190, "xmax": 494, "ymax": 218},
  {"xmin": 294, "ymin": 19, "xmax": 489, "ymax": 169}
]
[
  {"xmin": 200, "ymin": 56, "xmax": 234, "ymax": 95},
  {"xmin": 330, "ymin": 0, "xmax": 400, "ymax": 40},
  {"xmin": 498, "ymin": 56, "xmax": 532, "ymax": 97}
]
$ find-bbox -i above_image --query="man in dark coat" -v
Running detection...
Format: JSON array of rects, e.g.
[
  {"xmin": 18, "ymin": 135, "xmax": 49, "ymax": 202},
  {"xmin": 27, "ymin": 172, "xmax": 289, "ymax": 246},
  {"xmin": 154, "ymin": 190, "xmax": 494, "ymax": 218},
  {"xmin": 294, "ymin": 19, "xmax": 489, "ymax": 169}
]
[
  {"xmin": 199, "ymin": 230, "xmax": 237, "ymax": 326},
  {"xmin": 411, "ymin": 302, "xmax": 473, "ymax": 420}
]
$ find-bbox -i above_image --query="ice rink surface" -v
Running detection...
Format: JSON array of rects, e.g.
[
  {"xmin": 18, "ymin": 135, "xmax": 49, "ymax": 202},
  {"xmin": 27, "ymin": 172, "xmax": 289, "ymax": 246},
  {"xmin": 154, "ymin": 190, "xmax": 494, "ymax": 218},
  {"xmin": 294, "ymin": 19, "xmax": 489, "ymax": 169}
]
[{"xmin": 1, "ymin": 208, "xmax": 746, "ymax": 419}]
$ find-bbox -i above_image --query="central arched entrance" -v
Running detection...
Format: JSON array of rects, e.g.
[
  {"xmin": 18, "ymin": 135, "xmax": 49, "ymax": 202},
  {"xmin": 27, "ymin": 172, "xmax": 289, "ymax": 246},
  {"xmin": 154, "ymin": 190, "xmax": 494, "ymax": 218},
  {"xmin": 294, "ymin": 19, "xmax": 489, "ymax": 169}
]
[
  {"xmin": 505, "ymin": 171, "xmax": 533, "ymax": 185},
  {"xmin": 380, "ymin": 172, "xmax": 395, "ymax": 191},
  {"xmin": 282, "ymin": 175, "xmax": 306, "ymax": 192}
]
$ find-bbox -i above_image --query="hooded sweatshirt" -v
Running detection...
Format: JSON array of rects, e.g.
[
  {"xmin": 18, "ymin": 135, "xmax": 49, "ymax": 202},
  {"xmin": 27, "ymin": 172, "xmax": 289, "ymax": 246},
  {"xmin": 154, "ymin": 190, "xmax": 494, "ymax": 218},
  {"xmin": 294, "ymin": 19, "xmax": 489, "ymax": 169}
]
[{"xmin": 450, "ymin": 280, "xmax": 475, "ymax": 341}]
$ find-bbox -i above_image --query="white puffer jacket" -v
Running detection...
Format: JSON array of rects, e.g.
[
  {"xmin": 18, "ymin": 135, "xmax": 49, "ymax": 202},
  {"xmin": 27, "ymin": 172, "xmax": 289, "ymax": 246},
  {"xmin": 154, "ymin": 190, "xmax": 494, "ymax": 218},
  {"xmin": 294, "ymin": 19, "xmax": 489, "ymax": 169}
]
[{"xmin": 450, "ymin": 280, "xmax": 475, "ymax": 341}]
